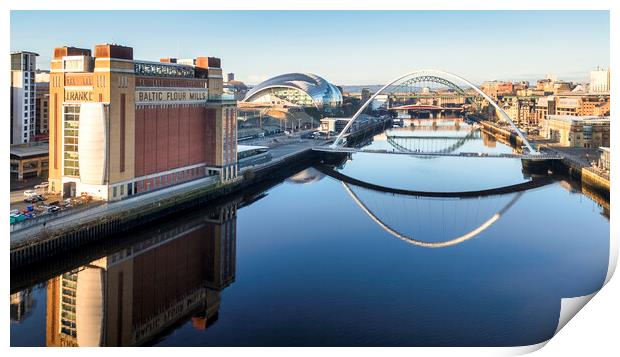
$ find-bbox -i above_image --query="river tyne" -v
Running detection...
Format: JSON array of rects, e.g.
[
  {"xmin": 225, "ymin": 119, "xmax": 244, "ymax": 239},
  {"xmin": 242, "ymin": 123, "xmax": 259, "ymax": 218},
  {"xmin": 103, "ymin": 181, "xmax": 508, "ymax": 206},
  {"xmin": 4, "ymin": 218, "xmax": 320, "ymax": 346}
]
[{"xmin": 10, "ymin": 119, "xmax": 610, "ymax": 347}]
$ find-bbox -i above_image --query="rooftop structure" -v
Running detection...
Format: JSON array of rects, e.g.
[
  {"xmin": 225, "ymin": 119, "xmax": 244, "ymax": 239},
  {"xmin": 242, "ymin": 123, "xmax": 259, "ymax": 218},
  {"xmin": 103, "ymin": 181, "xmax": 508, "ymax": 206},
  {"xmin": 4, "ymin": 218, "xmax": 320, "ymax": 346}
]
[
  {"xmin": 10, "ymin": 141, "xmax": 49, "ymax": 158},
  {"xmin": 242, "ymin": 73, "xmax": 343, "ymax": 111},
  {"xmin": 10, "ymin": 141, "xmax": 49, "ymax": 180}
]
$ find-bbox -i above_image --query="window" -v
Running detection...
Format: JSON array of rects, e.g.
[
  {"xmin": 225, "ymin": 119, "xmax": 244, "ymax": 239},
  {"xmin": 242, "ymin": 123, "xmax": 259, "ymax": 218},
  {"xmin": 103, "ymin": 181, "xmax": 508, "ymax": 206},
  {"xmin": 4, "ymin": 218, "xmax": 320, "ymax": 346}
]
[
  {"xmin": 63, "ymin": 106, "xmax": 80, "ymax": 176},
  {"xmin": 120, "ymin": 185, "xmax": 124, "ymax": 195},
  {"xmin": 113, "ymin": 187, "xmax": 117, "ymax": 197}
]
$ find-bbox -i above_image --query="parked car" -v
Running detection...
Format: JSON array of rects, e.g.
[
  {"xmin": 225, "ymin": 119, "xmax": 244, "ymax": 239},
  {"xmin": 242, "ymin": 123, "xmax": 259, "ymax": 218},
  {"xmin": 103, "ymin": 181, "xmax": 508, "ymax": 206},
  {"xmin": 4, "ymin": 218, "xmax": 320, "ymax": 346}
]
[
  {"xmin": 11, "ymin": 215, "xmax": 26, "ymax": 224},
  {"xmin": 23, "ymin": 190, "xmax": 36, "ymax": 197},
  {"xmin": 24, "ymin": 194, "xmax": 45, "ymax": 203},
  {"xmin": 34, "ymin": 182, "xmax": 49, "ymax": 189}
]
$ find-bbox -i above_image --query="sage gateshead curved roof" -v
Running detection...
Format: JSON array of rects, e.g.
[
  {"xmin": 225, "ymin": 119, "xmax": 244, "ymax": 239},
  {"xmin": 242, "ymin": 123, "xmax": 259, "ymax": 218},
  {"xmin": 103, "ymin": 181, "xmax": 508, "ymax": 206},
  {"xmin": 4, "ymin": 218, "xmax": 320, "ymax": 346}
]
[{"xmin": 243, "ymin": 73, "xmax": 343, "ymax": 110}]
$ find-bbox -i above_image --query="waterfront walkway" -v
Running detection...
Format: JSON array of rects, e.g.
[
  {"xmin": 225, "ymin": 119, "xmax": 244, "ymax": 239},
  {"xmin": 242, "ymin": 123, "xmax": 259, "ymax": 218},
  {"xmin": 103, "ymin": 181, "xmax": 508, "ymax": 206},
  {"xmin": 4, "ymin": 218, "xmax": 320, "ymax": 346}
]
[
  {"xmin": 10, "ymin": 138, "xmax": 322, "ymax": 247},
  {"xmin": 10, "ymin": 175, "xmax": 220, "ymax": 246}
]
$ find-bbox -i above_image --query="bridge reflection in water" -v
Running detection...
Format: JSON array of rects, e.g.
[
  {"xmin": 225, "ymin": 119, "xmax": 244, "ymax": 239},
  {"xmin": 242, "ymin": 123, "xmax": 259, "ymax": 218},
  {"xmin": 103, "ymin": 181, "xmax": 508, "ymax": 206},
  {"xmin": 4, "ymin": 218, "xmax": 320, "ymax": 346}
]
[
  {"xmin": 342, "ymin": 182, "xmax": 523, "ymax": 248},
  {"xmin": 385, "ymin": 130, "xmax": 482, "ymax": 157},
  {"xmin": 43, "ymin": 201, "xmax": 238, "ymax": 347},
  {"xmin": 9, "ymin": 162, "xmax": 610, "ymax": 347}
]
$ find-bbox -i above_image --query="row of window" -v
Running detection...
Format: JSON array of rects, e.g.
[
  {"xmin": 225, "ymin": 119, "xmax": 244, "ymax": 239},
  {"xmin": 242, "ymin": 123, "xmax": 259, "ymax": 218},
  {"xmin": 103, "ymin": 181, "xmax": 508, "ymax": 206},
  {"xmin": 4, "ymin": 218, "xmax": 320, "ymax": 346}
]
[
  {"xmin": 63, "ymin": 106, "xmax": 80, "ymax": 177},
  {"xmin": 113, "ymin": 166, "xmax": 208, "ymax": 198}
]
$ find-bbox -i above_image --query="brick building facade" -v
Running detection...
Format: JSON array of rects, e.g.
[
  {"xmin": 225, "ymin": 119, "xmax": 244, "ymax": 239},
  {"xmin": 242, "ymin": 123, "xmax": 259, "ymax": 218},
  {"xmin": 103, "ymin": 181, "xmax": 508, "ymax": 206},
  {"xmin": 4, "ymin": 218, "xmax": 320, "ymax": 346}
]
[{"xmin": 47, "ymin": 44, "xmax": 237, "ymax": 201}]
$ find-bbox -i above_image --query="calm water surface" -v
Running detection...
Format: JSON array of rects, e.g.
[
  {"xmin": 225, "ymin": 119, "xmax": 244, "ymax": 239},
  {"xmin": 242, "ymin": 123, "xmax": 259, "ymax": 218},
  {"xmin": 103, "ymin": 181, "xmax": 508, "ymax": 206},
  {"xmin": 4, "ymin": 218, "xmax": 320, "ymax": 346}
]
[{"xmin": 10, "ymin": 120, "xmax": 610, "ymax": 346}]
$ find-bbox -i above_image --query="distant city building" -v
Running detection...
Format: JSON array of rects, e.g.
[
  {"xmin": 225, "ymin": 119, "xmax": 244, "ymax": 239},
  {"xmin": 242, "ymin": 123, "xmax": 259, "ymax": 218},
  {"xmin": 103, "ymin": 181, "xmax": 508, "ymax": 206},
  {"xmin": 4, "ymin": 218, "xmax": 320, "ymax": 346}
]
[
  {"xmin": 513, "ymin": 81, "xmax": 529, "ymax": 92},
  {"xmin": 371, "ymin": 94, "xmax": 389, "ymax": 110},
  {"xmin": 10, "ymin": 141, "xmax": 49, "ymax": 180},
  {"xmin": 47, "ymin": 44, "xmax": 237, "ymax": 201},
  {"xmin": 501, "ymin": 96, "xmax": 537, "ymax": 126},
  {"xmin": 535, "ymin": 94, "xmax": 610, "ymax": 120},
  {"xmin": 535, "ymin": 96, "xmax": 556, "ymax": 123},
  {"xmin": 320, "ymin": 114, "xmax": 379, "ymax": 134},
  {"xmin": 242, "ymin": 73, "xmax": 342, "ymax": 112},
  {"xmin": 35, "ymin": 70, "xmax": 50, "ymax": 138},
  {"xmin": 551, "ymin": 81, "xmax": 574, "ymax": 94},
  {"xmin": 536, "ymin": 78, "xmax": 556, "ymax": 93},
  {"xmin": 35, "ymin": 70, "xmax": 50, "ymax": 83},
  {"xmin": 10, "ymin": 51, "xmax": 38, "ymax": 144},
  {"xmin": 223, "ymin": 79, "xmax": 249, "ymax": 101},
  {"xmin": 481, "ymin": 81, "xmax": 514, "ymax": 99},
  {"xmin": 320, "ymin": 117, "xmax": 350, "ymax": 134},
  {"xmin": 598, "ymin": 147, "xmax": 610, "ymax": 172},
  {"xmin": 571, "ymin": 84, "xmax": 587, "ymax": 93},
  {"xmin": 227, "ymin": 72, "xmax": 235, "ymax": 82},
  {"xmin": 542, "ymin": 115, "xmax": 610, "ymax": 148},
  {"xmin": 590, "ymin": 66, "xmax": 610, "ymax": 93},
  {"xmin": 388, "ymin": 90, "xmax": 467, "ymax": 109},
  {"xmin": 516, "ymin": 88, "xmax": 547, "ymax": 97},
  {"xmin": 361, "ymin": 87, "xmax": 371, "ymax": 104}
]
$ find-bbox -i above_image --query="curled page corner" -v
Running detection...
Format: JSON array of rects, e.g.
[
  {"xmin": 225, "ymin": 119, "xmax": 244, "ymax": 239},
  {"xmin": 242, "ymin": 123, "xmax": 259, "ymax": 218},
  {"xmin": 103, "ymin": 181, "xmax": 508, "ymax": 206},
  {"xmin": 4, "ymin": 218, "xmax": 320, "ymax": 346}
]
[
  {"xmin": 498, "ymin": 291, "xmax": 599, "ymax": 356},
  {"xmin": 554, "ymin": 292, "xmax": 597, "ymax": 335},
  {"xmin": 500, "ymin": 340, "xmax": 550, "ymax": 356}
]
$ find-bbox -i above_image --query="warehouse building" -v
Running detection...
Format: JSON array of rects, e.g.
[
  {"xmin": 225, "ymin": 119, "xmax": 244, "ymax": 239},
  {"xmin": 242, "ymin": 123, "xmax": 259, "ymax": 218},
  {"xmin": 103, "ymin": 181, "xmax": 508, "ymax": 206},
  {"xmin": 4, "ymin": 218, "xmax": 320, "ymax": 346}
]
[{"xmin": 47, "ymin": 44, "xmax": 237, "ymax": 201}]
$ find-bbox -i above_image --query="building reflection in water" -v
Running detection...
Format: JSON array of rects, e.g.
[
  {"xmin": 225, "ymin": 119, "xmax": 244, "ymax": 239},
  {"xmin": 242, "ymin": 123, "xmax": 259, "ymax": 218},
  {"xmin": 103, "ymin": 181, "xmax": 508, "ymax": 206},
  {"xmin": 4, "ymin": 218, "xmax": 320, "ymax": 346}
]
[
  {"xmin": 559, "ymin": 178, "xmax": 610, "ymax": 219},
  {"xmin": 10, "ymin": 288, "xmax": 36, "ymax": 323},
  {"xmin": 44, "ymin": 201, "xmax": 238, "ymax": 347},
  {"xmin": 481, "ymin": 131, "xmax": 497, "ymax": 148}
]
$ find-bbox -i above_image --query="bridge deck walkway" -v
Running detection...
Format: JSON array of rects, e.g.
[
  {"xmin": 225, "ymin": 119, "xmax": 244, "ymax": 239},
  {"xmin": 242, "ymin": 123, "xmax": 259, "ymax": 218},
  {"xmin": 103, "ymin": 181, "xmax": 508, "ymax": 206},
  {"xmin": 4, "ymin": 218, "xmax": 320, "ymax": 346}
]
[
  {"xmin": 312, "ymin": 146, "xmax": 563, "ymax": 160},
  {"xmin": 315, "ymin": 165, "xmax": 556, "ymax": 198}
]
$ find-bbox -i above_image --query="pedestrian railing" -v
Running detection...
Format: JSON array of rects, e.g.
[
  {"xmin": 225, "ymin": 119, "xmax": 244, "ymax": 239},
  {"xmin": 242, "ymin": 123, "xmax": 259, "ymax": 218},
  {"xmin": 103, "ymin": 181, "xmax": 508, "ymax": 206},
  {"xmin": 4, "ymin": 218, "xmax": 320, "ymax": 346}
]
[{"xmin": 10, "ymin": 201, "xmax": 104, "ymax": 233}]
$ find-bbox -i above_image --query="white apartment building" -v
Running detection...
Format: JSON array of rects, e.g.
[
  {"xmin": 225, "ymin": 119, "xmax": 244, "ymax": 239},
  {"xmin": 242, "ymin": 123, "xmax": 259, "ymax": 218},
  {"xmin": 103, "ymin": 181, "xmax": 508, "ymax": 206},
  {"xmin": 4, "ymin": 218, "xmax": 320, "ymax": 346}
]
[
  {"xmin": 10, "ymin": 51, "xmax": 39, "ymax": 144},
  {"xmin": 590, "ymin": 66, "xmax": 610, "ymax": 94}
]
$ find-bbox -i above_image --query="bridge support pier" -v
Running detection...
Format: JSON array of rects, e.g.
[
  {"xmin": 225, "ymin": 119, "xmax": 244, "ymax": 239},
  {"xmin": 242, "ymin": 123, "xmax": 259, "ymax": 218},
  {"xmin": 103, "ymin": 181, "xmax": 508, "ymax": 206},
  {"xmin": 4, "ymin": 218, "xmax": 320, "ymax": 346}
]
[
  {"xmin": 320, "ymin": 151, "xmax": 350, "ymax": 167},
  {"xmin": 521, "ymin": 158, "xmax": 553, "ymax": 175}
]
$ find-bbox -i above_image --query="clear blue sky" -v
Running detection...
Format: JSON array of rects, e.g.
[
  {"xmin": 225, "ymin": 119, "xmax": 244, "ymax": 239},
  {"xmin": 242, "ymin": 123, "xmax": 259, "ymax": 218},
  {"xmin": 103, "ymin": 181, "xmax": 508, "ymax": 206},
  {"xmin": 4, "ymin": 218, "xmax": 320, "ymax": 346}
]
[{"xmin": 11, "ymin": 10, "xmax": 609, "ymax": 85}]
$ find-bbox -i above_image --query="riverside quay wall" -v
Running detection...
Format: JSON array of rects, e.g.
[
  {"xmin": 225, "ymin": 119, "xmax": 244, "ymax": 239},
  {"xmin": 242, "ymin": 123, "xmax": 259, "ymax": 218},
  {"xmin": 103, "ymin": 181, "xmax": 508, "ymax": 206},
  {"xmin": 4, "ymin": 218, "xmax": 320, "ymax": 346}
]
[
  {"xmin": 11, "ymin": 148, "xmax": 319, "ymax": 268},
  {"xmin": 480, "ymin": 120, "xmax": 609, "ymax": 197}
]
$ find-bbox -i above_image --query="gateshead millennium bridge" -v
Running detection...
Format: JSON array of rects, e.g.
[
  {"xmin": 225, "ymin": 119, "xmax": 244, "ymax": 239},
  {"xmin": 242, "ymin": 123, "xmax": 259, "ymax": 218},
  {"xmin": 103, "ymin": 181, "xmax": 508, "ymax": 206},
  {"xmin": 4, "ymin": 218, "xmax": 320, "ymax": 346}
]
[
  {"xmin": 309, "ymin": 69, "xmax": 562, "ymax": 247},
  {"xmin": 325, "ymin": 69, "xmax": 547, "ymax": 157}
]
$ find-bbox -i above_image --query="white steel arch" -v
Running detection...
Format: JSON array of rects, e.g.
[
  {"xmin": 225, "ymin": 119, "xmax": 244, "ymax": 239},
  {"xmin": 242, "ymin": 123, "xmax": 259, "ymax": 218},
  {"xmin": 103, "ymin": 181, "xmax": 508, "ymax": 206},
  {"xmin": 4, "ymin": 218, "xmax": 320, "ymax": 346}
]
[{"xmin": 331, "ymin": 69, "xmax": 538, "ymax": 154}]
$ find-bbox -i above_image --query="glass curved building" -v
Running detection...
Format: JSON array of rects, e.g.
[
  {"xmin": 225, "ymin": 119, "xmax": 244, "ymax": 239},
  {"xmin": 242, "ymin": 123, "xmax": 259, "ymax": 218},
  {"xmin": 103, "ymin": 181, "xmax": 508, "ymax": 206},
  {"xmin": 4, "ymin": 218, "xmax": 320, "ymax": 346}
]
[{"xmin": 243, "ymin": 73, "xmax": 342, "ymax": 110}]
